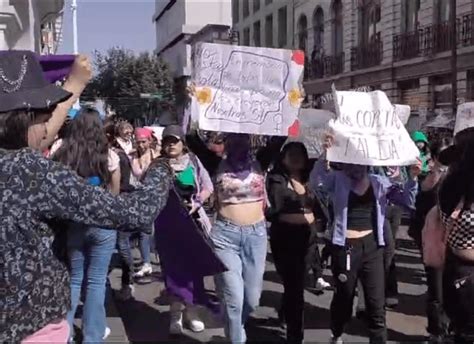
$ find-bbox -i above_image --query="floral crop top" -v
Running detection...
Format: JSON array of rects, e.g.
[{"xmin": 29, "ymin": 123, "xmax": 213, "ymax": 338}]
[{"xmin": 215, "ymin": 160, "xmax": 265, "ymax": 205}]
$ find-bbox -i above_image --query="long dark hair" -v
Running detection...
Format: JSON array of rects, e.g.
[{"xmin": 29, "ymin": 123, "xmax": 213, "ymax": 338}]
[
  {"xmin": 430, "ymin": 137, "xmax": 453, "ymax": 161},
  {"xmin": 0, "ymin": 110, "xmax": 35, "ymax": 149},
  {"xmin": 271, "ymin": 142, "xmax": 311, "ymax": 183},
  {"xmin": 439, "ymin": 130, "xmax": 474, "ymax": 214},
  {"xmin": 53, "ymin": 108, "xmax": 111, "ymax": 185}
]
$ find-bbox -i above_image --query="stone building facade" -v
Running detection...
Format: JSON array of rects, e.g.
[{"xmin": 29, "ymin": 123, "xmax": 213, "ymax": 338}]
[{"xmin": 233, "ymin": 0, "xmax": 474, "ymax": 130}]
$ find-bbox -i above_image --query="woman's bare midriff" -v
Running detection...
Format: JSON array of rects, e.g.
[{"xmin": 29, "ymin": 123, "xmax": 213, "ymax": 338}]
[
  {"xmin": 278, "ymin": 213, "xmax": 315, "ymax": 226},
  {"xmin": 452, "ymin": 248, "xmax": 474, "ymax": 262},
  {"xmin": 346, "ymin": 229, "xmax": 373, "ymax": 239},
  {"xmin": 218, "ymin": 201, "xmax": 265, "ymax": 226}
]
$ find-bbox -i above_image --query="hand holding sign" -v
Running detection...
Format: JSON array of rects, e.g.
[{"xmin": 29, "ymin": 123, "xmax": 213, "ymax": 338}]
[
  {"xmin": 327, "ymin": 87, "xmax": 419, "ymax": 166},
  {"xmin": 192, "ymin": 43, "xmax": 304, "ymax": 136}
]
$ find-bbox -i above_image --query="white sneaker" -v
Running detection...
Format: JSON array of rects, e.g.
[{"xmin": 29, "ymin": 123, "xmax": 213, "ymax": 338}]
[
  {"xmin": 169, "ymin": 310, "xmax": 184, "ymax": 335},
  {"xmin": 187, "ymin": 317, "xmax": 205, "ymax": 333},
  {"xmin": 315, "ymin": 277, "xmax": 331, "ymax": 292},
  {"xmin": 134, "ymin": 263, "xmax": 153, "ymax": 278},
  {"xmin": 185, "ymin": 306, "xmax": 205, "ymax": 333},
  {"xmin": 331, "ymin": 336, "xmax": 344, "ymax": 344},
  {"xmin": 103, "ymin": 327, "xmax": 111, "ymax": 340},
  {"xmin": 116, "ymin": 284, "xmax": 135, "ymax": 301}
]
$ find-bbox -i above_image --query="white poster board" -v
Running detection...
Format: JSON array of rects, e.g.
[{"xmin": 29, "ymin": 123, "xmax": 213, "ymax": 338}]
[
  {"xmin": 394, "ymin": 104, "xmax": 411, "ymax": 125},
  {"xmin": 454, "ymin": 102, "xmax": 474, "ymax": 135},
  {"xmin": 192, "ymin": 43, "xmax": 304, "ymax": 136},
  {"xmin": 287, "ymin": 108, "xmax": 335, "ymax": 158},
  {"xmin": 327, "ymin": 89, "xmax": 419, "ymax": 166}
]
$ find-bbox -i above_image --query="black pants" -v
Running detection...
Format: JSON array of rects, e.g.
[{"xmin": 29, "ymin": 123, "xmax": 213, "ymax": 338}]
[
  {"xmin": 357, "ymin": 220, "xmax": 394, "ymax": 311},
  {"xmin": 305, "ymin": 224, "xmax": 323, "ymax": 279},
  {"xmin": 385, "ymin": 205, "xmax": 402, "ymax": 299},
  {"xmin": 443, "ymin": 251, "xmax": 474, "ymax": 342},
  {"xmin": 426, "ymin": 266, "xmax": 449, "ymax": 336},
  {"xmin": 270, "ymin": 222, "xmax": 314, "ymax": 343},
  {"xmin": 117, "ymin": 231, "xmax": 134, "ymax": 286},
  {"xmin": 331, "ymin": 233, "xmax": 386, "ymax": 343}
]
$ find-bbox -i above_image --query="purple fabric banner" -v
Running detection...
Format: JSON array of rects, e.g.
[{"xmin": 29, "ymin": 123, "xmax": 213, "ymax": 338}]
[
  {"xmin": 154, "ymin": 189, "xmax": 226, "ymax": 304},
  {"xmin": 38, "ymin": 54, "xmax": 75, "ymax": 83}
]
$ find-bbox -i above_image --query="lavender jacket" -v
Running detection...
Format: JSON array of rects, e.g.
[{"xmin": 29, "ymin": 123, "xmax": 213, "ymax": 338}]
[{"xmin": 310, "ymin": 160, "xmax": 418, "ymax": 247}]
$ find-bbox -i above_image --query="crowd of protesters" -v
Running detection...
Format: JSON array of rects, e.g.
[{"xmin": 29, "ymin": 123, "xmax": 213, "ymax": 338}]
[{"xmin": 2, "ymin": 50, "xmax": 474, "ymax": 344}]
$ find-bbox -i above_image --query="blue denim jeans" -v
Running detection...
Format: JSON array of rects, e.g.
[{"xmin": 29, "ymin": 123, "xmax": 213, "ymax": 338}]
[
  {"xmin": 66, "ymin": 225, "xmax": 117, "ymax": 343},
  {"xmin": 211, "ymin": 218, "xmax": 268, "ymax": 344},
  {"xmin": 139, "ymin": 232, "xmax": 151, "ymax": 264}
]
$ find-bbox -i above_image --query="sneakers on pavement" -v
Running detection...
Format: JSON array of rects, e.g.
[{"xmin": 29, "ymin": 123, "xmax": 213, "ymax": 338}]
[
  {"xmin": 331, "ymin": 336, "xmax": 344, "ymax": 344},
  {"xmin": 134, "ymin": 263, "xmax": 153, "ymax": 278},
  {"xmin": 103, "ymin": 327, "xmax": 111, "ymax": 340},
  {"xmin": 186, "ymin": 307, "xmax": 205, "ymax": 333}
]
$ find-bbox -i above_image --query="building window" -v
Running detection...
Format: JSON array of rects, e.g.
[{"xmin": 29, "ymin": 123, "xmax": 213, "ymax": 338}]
[
  {"xmin": 467, "ymin": 70, "xmax": 474, "ymax": 101},
  {"xmin": 243, "ymin": 0, "xmax": 250, "ymax": 18},
  {"xmin": 253, "ymin": 21, "xmax": 261, "ymax": 46},
  {"xmin": 359, "ymin": 0, "xmax": 381, "ymax": 45},
  {"xmin": 265, "ymin": 14, "xmax": 273, "ymax": 47},
  {"xmin": 278, "ymin": 6, "xmax": 288, "ymax": 48},
  {"xmin": 253, "ymin": 0, "xmax": 260, "ymax": 13},
  {"xmin": 313, "ymin": 7, "xmax": 324, "ymax": 53},
  {"xmin": 243, "ymin": 27, "xmax": 250, "ymax": 46},
  {"xmin": 265, "ymin": 0, "xmax": 272, "ymax": 5},
  {"xmin": 233, "ymin": 0, "xmax": 240, "ymax": 24},
  {"xmin": 402, "ymin": 0, "xmax": 420, "ymax": 32},
  {"xmin": 436, "ymin": 0, "xmax": 450, "ymax": 23},
  {"xmin": 332, "ymin": 0, "xmax": 343, "ymax": 54},
  {"xmin": 297, "ymin": 15, "xmax": 308, "ymax": 52}
]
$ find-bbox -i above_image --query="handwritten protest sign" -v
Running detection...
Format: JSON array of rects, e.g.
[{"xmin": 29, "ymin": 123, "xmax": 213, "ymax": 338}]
[
  {"xmin": 394, "ymin": 104, "xmax": 411, "ymax": 125},
  {"xmin": 192, "ymin": 42, "xmax": 304, "ymax": 136},
  {"xmin": 454, "ymin": 102, "xmax": 474, "ymax": 135},
  {"xmin": 327, "ymin": 88, "xmax": 419, "ymax": 166},
  {"xmin": 287, "ymin": 108, "xmax": 335, "ymax": 158}
]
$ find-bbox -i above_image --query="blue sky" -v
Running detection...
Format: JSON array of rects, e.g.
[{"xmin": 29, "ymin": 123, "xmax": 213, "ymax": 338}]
[{"xmin": 59, "ymin": 0, "xmax": 156, "ymax": 55}]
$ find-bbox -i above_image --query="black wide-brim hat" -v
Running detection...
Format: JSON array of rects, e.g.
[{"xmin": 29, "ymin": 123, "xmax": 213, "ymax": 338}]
[{"xmin": 0, "ymin": 50, "xmax": 72, "ymax": 113}]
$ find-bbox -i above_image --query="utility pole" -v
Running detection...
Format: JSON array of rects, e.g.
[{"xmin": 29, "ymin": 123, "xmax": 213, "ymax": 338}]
[{"xmin": 450, "ymin": 0, "xmax": 457, "ymax": 116}]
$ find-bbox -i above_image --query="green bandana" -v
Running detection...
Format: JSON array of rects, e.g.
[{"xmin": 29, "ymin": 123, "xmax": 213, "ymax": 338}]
[{"xmin": 175, "ymin": 165, "xmax": 195, "ymax": 187}]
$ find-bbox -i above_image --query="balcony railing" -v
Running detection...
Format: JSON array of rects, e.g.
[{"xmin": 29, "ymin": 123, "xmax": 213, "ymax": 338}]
[
  {"xmin": 323, "ymin": 52, "xmax": 345, "ymax": 77},
  {"xmin": 351, "ymin": 35, "xmax": 383, "ymax": 71},
  {"xmin": 305, "ymin": 52, "xmax": 345, "ymax": 80},
  {"xmin": 394, "ymin": 13, "xmax": 474, "ymax": 61}
]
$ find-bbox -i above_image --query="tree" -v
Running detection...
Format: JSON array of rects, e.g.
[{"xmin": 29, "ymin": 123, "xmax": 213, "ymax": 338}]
[{"xmin": 84, "ymin": 47, "xmax": 176, "ymax": 125}]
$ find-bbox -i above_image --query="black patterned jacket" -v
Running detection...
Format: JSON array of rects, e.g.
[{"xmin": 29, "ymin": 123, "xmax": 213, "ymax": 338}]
[{"xmin": 0, "ymin": 148, "xmax": 172, "ymax": 342}]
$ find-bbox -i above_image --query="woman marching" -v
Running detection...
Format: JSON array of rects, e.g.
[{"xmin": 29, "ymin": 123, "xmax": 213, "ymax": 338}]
[
  {"xmin": 436, "ymin": 121, "xmax": 474, "ymax": 342},
  {"xmin": 211, "ymin": 134, "xmax": 284, "ymax": 344},
  {"xmin": 310, "ymin": 133, "xmax": 420, "ymax": 344},
  {"xmin": 53, "ymin": 108, "xmax": 121, "ymax": 342},
  {"xmin": 266, "ymin": 142, "xmax": 326, "ymax": 344},
  {"xmin": 131, "ymin": 127, "xmax": 160, "ymax": 278},
  {"xmin": 408, "ymin": 138, "xmax": 452, "ymax": 342},
  {"xmin": 157, "ymin": 125, "xmax": 214, "ymax": 335},
  {"xmin": 0, "ymin": 51, "xmax": 172, "ymax": 343}
]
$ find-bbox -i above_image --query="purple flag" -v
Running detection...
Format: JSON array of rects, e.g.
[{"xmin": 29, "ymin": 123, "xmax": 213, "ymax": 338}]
[
  {"xmin": 38, "ymin": 54, "xmax": 75, "ymax": 83},
  {"xmin": 154, "ymin": 189, "xmax": 226, "ymax": 304}
]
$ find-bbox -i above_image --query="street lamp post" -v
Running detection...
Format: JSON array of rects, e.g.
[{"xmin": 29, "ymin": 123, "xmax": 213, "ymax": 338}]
[
  {"xmin": 72, "ymin": 0, "xmax": 78, "ymax": 54},
  {"xmin": 450, "ymin": 0, "xmax": 457, "ymax": 116}
]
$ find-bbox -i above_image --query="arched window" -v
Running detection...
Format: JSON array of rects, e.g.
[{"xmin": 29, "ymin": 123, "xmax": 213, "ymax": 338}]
[
  {"xmin": 313, "ymin": 7, "xmax": 324, "ymax": 52},
  {"xmin": 359, "ymin": 0, "xmax": 381, "ymax": 45},
  {"xmin": 332, "ymin": 0, "xmax": 343, "ymax": 55},
  {"xmin": 297, "ymin": 15, "xmax": 308, "ymax": 52}
]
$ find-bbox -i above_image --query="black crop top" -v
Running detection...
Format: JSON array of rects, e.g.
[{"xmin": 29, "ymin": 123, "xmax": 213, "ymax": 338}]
[
  {"xmin": 347, "ymin": 186, "xmax": 376, "ymax": 231},
  {"xmin": 265, "ymin": 173, "xmax": 324, "ymax": 221}
]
